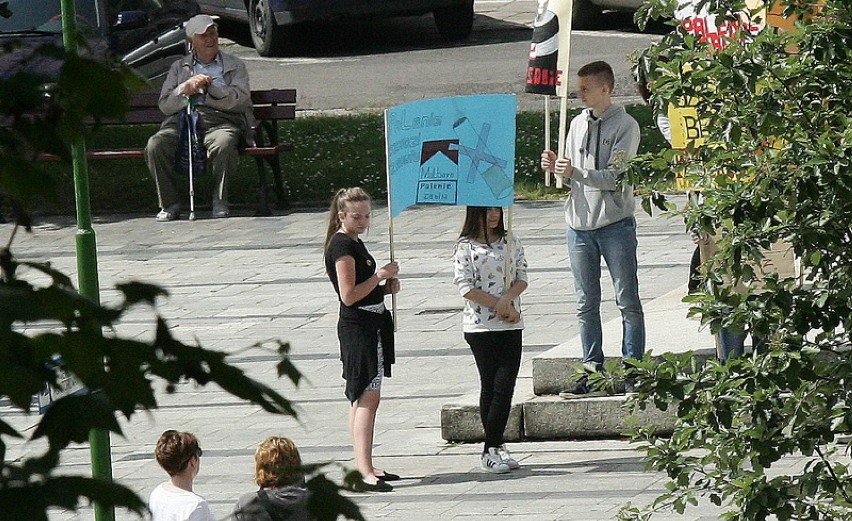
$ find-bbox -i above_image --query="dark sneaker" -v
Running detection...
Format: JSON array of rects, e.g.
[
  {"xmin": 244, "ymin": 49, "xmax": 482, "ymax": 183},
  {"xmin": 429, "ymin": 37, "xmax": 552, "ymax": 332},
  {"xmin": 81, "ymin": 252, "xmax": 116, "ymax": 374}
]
[
  {"xmin": 558, "ymin": 374, "xmax": 607, "ymax": 399},
  {"xmin": 624, "ymin": 377, "xmax": 638, "ymax": 395},
  {"xmin": 558, "ymin": 375, "xmax": 589, "ymax": 397}
]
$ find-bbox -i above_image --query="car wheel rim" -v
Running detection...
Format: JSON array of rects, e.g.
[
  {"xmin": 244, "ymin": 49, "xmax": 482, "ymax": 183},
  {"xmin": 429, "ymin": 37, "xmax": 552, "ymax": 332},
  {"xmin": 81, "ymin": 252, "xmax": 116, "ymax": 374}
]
[{"xmin": 252, "ymin": 0, "xmax": 267, "ymax": 41}]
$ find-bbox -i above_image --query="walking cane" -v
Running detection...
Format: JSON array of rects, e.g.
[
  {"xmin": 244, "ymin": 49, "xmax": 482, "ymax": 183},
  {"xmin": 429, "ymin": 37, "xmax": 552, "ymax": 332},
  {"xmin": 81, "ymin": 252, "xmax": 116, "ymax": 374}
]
[{"xmin": 186, "ymin": 95, "xmax": 197, "ymax": 221}]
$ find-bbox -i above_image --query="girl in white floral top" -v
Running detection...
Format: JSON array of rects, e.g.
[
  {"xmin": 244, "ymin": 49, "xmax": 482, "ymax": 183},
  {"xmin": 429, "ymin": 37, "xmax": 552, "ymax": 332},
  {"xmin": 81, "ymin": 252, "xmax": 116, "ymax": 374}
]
[{"xmin": 453, "ymin": 207, "xmax": 528, "ymax": 474}]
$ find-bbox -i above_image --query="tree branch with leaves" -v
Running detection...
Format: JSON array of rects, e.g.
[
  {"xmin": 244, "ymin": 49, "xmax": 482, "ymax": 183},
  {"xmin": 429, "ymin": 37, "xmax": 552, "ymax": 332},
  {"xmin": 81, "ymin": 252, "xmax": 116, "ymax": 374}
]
[{"xmin": 620, "ymin": 0, "xmax": 852, "ymax": 519}]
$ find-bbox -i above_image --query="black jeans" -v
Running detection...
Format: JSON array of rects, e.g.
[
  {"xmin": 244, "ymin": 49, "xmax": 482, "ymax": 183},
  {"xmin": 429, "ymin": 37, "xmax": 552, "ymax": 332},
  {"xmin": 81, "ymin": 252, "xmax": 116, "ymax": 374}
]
[{"xmin": 464, "ymin": 329, "xmax": 523, "ymax": 451}]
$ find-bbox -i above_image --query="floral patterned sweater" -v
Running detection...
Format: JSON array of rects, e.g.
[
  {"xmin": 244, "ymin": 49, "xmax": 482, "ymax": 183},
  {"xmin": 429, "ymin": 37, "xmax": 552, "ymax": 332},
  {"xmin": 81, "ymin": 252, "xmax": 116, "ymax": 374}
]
[{"xmin": 452, "ymin": 235, "xmax": 528, "ymax": 333}]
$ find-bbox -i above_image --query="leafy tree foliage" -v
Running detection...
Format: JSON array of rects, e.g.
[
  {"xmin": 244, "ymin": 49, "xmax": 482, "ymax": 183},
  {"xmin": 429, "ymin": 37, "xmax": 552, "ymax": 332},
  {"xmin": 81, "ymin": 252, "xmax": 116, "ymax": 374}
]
[
  {"xmin": 619, "ymin": 0, "xmax": 852, "ymax": 519},
  {"xmin": 0, "ymin": 26, "xmax": 362, "ymax": 521}
]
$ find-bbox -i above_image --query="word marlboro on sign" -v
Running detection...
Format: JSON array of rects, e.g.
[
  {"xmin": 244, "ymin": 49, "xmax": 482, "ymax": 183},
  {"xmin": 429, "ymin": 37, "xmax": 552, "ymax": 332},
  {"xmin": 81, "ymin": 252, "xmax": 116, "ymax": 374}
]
[{"xmin": 385, "ymin": 94, "xmax": 516, "ymax": 218}]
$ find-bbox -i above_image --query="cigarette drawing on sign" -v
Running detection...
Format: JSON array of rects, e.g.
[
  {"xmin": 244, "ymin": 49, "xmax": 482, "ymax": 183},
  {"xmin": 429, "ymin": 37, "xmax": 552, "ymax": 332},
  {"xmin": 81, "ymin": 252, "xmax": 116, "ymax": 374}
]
[{"xmin": 386, "ymin": 94, "xmax": 516, "ymax": 218}]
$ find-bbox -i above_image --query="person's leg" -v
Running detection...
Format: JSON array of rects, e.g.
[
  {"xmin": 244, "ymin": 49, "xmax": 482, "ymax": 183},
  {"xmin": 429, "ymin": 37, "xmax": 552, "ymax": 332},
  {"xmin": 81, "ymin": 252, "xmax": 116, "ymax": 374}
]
[
  {"xmin": 144, "ymin": 126, "xmax": 180, "ymax": 211},
  {"xmin": 597, "ymin": 217, "xmax": 645, "ymax": 362},
  {"xmin": 466, "ymin": 332, "xmax": 512, "ymax": 474},
  {"xmin": 566, "ymin": 226, "xmax": 604, "ymax": 367},
  {"xmin": 491, "ymin": 330, "xmax": 523, "ymax": 469},
  {"xmin": 204, "ymin": 126, "xmax": 241, "ymax": 208},
  {"xmin": 751, "ymin": 333, "xmax": 768, "ymax": 355},
  {"xmin": 718, "ymin": 327, "xmax": 746, "ymax": 363},
  {"xmin": 350, "ymin": 389, "xmax": 381, "ymax": 484},
  {"xmin": 465, "ymin": 332, "xmax": 499, "ymax": 450},
  {"xmin": 487, "ymin": 330, "xmax": 522, "ymax": 448},
  {"xmin": 688, "ymin": 244, "xmax": 703, "ymax": 293}
]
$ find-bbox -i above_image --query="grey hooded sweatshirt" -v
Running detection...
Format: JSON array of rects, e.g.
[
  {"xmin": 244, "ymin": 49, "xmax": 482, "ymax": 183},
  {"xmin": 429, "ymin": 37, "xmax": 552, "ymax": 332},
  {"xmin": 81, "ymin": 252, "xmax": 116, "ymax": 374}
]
[
  {"xmin": 562, "ymin": 104, "xmax": 640, "ymax": 231},
  {"xmin": 233, "ymin": 486, "xmax": 310, "ymax": 521}
]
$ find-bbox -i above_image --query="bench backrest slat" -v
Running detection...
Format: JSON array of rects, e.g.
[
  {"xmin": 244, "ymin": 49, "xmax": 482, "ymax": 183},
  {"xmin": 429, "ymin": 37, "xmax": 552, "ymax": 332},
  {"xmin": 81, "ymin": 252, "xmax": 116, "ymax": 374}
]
[
  {"xmin": 253, "ymin": 105, "xmax": 296, "ymax": 121},
  {"xmin": 250, "ymin": 89, "xmax": 297, "ymax": 105},
  {"xmin": 91, "ymin": 89, "xmax": 296, "ymax": 126},
  {"xmin": 119, "ymin": 108, "xmax": 168, "ymax": 125},
  {"xmin": 129, "ymin": 92, "xmax": 161, "ymax": 107}
]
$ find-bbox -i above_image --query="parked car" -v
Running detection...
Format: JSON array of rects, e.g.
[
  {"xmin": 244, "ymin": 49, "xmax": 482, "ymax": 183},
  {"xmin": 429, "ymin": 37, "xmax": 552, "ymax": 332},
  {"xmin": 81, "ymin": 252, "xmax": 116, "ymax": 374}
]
[
  {"xmin": 573, "ymin": 0, "xmax": 643, "ymax": 29},
  {"xmin": 0, "ymin": 0, "xmax": 199, "ymax": 85},
  {"xmin": 198, "ymin": 0, "xmax": 475, "ymax": 56}
]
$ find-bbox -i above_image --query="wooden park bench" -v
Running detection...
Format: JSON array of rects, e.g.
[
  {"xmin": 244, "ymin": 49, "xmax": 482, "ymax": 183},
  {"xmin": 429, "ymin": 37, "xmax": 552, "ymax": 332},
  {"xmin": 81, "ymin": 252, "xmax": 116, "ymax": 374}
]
[{"xmin": 39, "ymin": 88, "xmax": 296, "ymax": 216}]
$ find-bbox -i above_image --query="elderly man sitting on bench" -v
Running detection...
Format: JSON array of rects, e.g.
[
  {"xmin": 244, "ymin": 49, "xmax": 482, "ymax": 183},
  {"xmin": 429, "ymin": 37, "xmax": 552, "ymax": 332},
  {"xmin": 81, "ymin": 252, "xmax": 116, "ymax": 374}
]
[{"xmin": 145, "ymin": 14, "xmax": 254, "ymax": 221}]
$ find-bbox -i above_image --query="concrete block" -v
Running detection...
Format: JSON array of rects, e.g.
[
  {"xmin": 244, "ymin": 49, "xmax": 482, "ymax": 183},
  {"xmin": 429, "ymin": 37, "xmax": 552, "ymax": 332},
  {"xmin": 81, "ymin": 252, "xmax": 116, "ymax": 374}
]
[
  {"xmin": 440, "ymin": 399, "xmax": 525, "ymax": 442},
  {"xmin": 522, "ymin": 395, "xmax": 676, "ymax": 439},
  {"xmin": 532, "ymin": 349, "xmax": 717, "ymax": 395}
]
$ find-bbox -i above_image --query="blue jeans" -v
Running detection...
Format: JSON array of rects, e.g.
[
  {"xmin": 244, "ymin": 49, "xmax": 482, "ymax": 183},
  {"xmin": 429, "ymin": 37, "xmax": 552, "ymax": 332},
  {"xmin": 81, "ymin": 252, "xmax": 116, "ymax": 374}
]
[
  {"xmin": 717, "ymin": 327, "xmax": 766, "ymax": 364},
  {"xmin": 566, "ymin": 217, "xmax": 645, "ymax": 366}
]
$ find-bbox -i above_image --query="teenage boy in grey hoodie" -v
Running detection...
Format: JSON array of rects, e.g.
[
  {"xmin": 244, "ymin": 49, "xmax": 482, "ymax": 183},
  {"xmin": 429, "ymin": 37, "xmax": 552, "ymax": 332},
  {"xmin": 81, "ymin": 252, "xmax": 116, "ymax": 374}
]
[{"xmin": 540, "ymin": 60, "xmax": 644, "ymax": 395}]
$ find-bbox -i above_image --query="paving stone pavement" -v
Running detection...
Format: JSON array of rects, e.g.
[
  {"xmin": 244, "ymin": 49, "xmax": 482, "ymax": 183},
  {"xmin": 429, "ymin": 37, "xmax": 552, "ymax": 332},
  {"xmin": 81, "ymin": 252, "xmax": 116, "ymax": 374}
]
[
  {"xmin": 1, "ymin": 3, "xmax": 815, "ymax": 520},
  {"xmin": 2, "ymin": 194, "xmax": 756, "ymax": 521}
]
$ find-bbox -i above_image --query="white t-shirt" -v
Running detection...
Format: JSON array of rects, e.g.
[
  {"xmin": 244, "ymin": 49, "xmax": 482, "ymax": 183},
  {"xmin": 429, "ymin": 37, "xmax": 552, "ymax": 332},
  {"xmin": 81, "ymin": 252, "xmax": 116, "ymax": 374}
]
[{"xmin": 148, "ymin": 482, "xmax": 214, "ymax": 521}]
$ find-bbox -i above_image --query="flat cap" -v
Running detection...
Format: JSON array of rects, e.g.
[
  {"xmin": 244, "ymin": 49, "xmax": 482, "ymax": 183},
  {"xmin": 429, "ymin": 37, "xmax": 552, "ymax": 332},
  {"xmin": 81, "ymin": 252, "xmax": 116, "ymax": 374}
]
[{"xmin": 185, "ymin": 14, "xmax": 217, "ymax": 38}]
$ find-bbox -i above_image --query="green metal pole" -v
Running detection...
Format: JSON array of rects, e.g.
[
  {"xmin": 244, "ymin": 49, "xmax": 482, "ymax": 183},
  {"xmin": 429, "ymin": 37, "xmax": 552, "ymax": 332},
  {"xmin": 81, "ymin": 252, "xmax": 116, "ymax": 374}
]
[{"xmin": 60, "ymin": 2, "xmax": 115, "ymax": 521}]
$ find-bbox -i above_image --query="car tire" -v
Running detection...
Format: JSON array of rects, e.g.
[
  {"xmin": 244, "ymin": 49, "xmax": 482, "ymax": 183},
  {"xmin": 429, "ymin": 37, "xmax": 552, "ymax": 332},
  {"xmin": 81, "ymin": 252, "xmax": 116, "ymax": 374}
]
[
  {"xmin": 433, "ymin": 0, "xmax": 474, "ymax": 41},
  {"xmin": 572, "ymin": 0, "xmax": 602, "ymax": 30},
  {"xmin": 249, "ymin": 0, "xmax": 287, "ymax": 56}
]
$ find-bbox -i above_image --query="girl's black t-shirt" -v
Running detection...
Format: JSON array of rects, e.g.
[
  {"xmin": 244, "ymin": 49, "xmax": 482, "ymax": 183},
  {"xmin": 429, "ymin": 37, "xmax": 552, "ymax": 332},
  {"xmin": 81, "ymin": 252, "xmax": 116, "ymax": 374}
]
[{"xmin": 325, "ymin": 232, "xmax": 384, "ymax": 308}]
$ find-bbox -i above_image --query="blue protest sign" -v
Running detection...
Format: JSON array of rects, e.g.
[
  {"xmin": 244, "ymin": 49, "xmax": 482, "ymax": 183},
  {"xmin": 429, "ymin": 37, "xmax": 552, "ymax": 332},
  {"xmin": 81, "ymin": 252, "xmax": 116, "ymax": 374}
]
[{"xmin": 385, "ymin": 94, "xmax": 516, "ymax": 218}]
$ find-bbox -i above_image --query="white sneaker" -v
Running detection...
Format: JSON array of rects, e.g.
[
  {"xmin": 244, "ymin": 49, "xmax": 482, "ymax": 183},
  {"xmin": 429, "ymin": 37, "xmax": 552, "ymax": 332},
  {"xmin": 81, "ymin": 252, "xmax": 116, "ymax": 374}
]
[
  {"xmin": 497, "ymin": 444, "xmax": 520, "ymax": 470},
  {"xmin": 481, "ymin": 447, "xmax": 510, "ymax": 474},
  {"xmin": 155, "ymin": 204, "xmax": 181, "ymax": 222}
]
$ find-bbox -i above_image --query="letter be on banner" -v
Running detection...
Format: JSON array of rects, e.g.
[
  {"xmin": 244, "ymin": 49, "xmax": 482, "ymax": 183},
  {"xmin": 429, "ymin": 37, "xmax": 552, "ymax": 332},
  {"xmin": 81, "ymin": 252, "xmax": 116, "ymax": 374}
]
[{"xmin": 669, "ymin": 0, "xmax": 766, "ymax": 149}]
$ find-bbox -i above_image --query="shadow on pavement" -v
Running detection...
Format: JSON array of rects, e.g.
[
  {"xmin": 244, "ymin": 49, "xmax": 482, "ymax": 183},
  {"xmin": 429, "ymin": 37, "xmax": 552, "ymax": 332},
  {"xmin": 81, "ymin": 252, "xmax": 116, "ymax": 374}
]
[{"xmin": 401, "ymin": 456, "xmax": 647, "ymax": 487}]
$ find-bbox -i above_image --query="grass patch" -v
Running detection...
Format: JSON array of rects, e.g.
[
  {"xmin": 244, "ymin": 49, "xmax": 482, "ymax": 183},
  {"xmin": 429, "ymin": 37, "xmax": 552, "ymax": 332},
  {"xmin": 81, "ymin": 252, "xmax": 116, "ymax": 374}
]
[{"xmin": 44, "ymin": 104, "xmax": 668, "ymax": 214}]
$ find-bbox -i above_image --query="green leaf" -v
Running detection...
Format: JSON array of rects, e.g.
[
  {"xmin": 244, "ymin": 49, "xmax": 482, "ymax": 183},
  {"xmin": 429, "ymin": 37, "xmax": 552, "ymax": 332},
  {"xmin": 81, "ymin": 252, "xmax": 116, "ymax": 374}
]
[
  {"xmin": 115, "ymin": 281, "xmax": 169, "ymax": 307},
  {"xmin": 0, "ymin": 476, "xmax": 146, "ymax": 518},
  {"xmin": 306, "ymin": 472, "xmax": 365, "ymax": 521},
  {"xmin": 32, "ymin": 393, "xmax": 122, "ymax": 449},
  {"xmin": 276, "ymin": 341, "xmax": 302, "ymax": 386},
  {"xmin": 641, "ymin": 196, "xmax": 653, "ymax": 216},
  {"xmin": 0, "ymin": 417, "xmax": 23, "ymax": 438},
  {"xmin": 0, "ymin": 332, "xmax": 56, "ymax": 409}
]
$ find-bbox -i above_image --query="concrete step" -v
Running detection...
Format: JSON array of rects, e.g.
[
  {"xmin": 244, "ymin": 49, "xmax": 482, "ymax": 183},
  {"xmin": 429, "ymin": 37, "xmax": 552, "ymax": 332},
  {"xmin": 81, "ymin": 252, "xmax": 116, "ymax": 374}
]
[
  {"xmin": 441, "ymin": 376, "xmax": 532, "ymax": 443},
  {"xmin": 521, "ymin": 395, "xmax": 675, "ymax": 439},
  {"xmin": 441, "ymin": 387, "xmax": 676, "ymax": 442},
  {"xmin": 441, "ymin": 284, "xmax": 716, "ymax": 442},
  {"xmin": 532, "ymin": 284, "xmax": 717, "ymax": 395}
]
